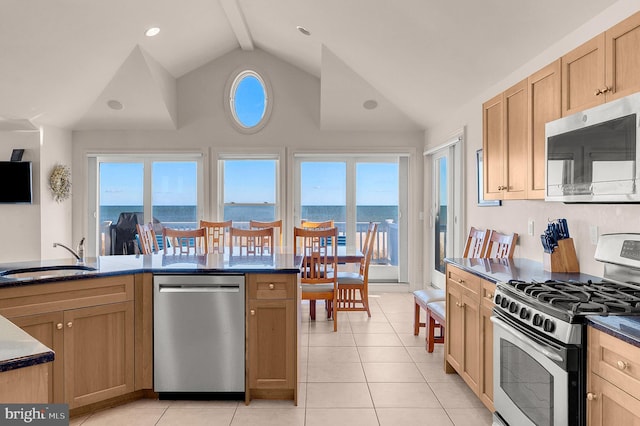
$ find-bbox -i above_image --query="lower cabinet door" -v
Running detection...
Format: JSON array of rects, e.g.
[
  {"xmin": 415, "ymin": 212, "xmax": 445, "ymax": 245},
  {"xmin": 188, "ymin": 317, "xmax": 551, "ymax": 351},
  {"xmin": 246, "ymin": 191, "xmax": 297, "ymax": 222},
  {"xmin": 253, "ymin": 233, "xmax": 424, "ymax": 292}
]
[
  {"xmin": 247, "ymin": 298, "xmax": 296, "ymax": 392},
  {"xmin": 587, "ymin": 373, "xmax": 640, "ymax": 426},
  {"xmin": 64, "ymin": 301, "xmax": 134, "ymax": 409},
  {"xmin": 10, "ymin": 311, "xmax": 65, "ymax": 403}
]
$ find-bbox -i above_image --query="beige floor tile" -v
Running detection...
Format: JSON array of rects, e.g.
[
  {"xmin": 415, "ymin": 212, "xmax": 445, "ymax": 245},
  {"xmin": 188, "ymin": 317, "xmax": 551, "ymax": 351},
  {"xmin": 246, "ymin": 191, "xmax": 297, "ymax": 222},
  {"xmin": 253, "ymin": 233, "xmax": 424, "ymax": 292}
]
[
  {"xmin": 389, "ymin": 320, "xmax": 415, "ymax": 334},
  {"xmin": 306, "ymin": 408, "xmax": 379, "ymax": 426},
  {"xmin": 157, "ymin": 408, "xmax": 235, "ymax": 426},
  {"xmin": 350, "ymin": 321, "xmax": 396, "ymax": 334},
  {"xmin": 429, "ymin": 381, "xmax": 486, "ymax": 409},
  {"xmin": 306, "ymin": 382, "xmax": 373, "ymax": 408},
  {"xmin": 307, "ymin": 346, "xmax": 360, "ymax": 364},
  {"xmin": 69, "ymin": 415, "xmax": 89, "ymax": 425},
  {"xmin": 363, "ymin": 362, "xmax": 425, "ymax": 383},
  {"xmin": 397, "ymin": 332, "xmax": 430, "ymax": 347},
  {"xmin": 416, "ymin": 362, "xmax": 464, "ymax": 383},
  {"xmin": 308, "ymin": 332, "xmax": 356, "ymax": 347},
  {"xmin": 368, "ymin": 382, "xmax": 440, "ymax": 408},
  {"xmin": 376, "ymin": 408, "xmax": 454, "ymax": 426},
  {"xmin": 446, "ymin": 408, "xmax": 494, "ymax": 426},
  {"xmin": 230, "ymin": 408, "xmax": 305, "ymax": 426},
  {"xmin": 357, "ymin": 346, "xmax": 412, "ymax": 363},
  {"xmin": 405, "ymin": 345, "xmax": 445, "ymax": 363},
  {"xmin": 307, "ymin": 361, "xmax": 366, "ymax": 382},
  {"xmin": 353, "ymin": 333, "xmax": 403, "ymax": 347},
  {"xmin": 81, "ymin": 408, "xmax": 166, "ymax": 426}
]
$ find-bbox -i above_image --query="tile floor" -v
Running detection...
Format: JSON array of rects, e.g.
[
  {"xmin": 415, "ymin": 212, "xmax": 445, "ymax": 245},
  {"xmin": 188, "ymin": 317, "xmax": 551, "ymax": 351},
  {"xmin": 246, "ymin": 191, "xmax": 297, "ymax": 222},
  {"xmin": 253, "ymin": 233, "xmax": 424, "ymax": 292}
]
[{"xmin": 70, "ymin": 288, "xmax": 493, "ymax": 426}]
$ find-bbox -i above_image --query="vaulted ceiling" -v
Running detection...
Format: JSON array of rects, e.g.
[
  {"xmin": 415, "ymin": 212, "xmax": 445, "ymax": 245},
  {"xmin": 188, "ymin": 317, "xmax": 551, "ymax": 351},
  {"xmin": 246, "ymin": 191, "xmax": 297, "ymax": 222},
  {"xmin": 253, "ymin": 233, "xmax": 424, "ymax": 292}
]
[{"xmin": 0, "ymin": 0, "xmax": 619, "ymax": 132}]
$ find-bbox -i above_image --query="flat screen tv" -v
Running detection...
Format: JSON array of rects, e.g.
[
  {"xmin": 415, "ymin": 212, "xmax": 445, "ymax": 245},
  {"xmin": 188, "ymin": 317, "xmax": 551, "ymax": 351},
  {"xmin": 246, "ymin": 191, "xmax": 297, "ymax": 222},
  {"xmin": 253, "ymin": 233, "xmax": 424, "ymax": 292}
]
[{"xmin": 0, "ymin": 161, "xmax": 32, "ymax": 204}]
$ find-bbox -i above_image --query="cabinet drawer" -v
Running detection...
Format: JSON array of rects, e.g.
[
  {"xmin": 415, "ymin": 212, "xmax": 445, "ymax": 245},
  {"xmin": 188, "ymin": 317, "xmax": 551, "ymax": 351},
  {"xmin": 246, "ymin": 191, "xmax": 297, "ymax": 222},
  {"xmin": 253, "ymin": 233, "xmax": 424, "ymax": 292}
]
[
  {"xmin": 481, "ymin": 280, "xmax": 496, "ymax": 309},
  {"xmin": 248, "ymin": 274, "xmax": 296, "ymax": 300},
  {"xmin": 588, "ymin": 326, "xmax": 640, "ymax": 399},
  {"xmin": 0, "ymin": 275, "xmax": 134, "ymax": 318},
  {"xmin": 447, "ymin": 266, "xmax": 481, "ymax": 302}
]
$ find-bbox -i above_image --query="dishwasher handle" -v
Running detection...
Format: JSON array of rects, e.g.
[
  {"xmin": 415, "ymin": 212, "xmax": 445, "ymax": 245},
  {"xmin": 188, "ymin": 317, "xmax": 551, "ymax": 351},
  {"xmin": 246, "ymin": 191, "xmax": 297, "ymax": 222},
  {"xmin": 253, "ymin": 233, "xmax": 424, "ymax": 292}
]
[{"xmin": 158, "ymin": 284, "xmax": 241, "ymax": 293}]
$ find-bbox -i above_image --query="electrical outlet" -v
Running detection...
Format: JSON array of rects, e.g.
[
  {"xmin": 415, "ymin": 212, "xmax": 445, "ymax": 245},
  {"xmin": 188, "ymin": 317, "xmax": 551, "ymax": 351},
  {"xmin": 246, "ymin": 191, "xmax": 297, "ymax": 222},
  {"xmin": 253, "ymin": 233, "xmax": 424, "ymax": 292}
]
[
  {"xmin": 527, "ymin": 219, "xmax": 534, "ymax": 236},
  {"xmin": 590, "ymin": 225, "xmax": 599, "ymax": 245}
]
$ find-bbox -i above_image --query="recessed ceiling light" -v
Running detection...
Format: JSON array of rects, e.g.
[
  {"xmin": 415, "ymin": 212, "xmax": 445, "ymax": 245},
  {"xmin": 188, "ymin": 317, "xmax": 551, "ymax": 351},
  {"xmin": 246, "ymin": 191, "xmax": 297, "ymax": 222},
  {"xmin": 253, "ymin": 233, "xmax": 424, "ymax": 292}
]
[
  {"xmin": 363, "ymin": 99, "xmax": 378, "ymax": 110},
  {"xmin": 296, "ymin": 26, "xmax": 311, "ymax": 36},
  {"xmin": 107, "ymin": 100, "xmax": 124, "ymax": 111},
  {"xmin": 145, "ymin": 27, "xmax": 160, "ymax": 37}
]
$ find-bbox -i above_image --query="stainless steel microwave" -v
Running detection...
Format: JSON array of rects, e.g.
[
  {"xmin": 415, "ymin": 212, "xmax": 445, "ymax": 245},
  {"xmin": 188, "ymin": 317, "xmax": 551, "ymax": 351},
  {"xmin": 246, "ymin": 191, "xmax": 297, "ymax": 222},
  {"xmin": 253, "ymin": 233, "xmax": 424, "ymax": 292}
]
[{"xmin": 545, "ymin": 92, "xmax": 640, "ymax": 203}]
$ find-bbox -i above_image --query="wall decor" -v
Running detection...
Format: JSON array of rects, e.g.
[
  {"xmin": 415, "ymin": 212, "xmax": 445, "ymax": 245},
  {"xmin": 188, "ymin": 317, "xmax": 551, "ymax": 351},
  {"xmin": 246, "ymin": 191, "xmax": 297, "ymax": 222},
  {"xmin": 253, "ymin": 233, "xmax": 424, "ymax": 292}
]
[{"xmin": 49, "ymin": 164, "xmax": 71, "ymax": 202}]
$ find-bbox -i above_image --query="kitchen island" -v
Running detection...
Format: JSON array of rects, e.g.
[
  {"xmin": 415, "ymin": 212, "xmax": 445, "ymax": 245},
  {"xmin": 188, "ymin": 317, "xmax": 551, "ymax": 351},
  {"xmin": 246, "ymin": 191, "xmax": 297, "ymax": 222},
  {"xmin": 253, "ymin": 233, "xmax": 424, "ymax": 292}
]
[{"xmin": 0, "ymin": 252, "xmax": 302, "ymax": 415}]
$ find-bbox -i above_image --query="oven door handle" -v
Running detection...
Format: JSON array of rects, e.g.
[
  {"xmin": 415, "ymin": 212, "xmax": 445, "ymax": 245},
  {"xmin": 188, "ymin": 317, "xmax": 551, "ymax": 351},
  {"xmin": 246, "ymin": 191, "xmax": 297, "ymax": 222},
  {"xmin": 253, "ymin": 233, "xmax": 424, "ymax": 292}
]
[{"xmin": 490, "ymin": 316, "xmax": 564, "ymax": 363}]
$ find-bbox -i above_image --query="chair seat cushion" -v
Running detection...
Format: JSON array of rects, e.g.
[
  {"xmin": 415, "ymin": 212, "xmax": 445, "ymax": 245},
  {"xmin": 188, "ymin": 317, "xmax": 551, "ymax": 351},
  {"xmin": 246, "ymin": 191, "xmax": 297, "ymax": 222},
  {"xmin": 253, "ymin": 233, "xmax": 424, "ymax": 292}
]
[
  {"xmin": 301, "ymin": 283, "xmax": 336, "ymax": 293},
  {"xmin": 413, "ymin": 288, "xmax": 445, "ymax": 305},
  {"xmin": 336, "ymin": 272, "xmax": 364, "ymax": 284},
  {"xmin": 427, "ymin": 300, "xmax": 446, "ymax": 320}
]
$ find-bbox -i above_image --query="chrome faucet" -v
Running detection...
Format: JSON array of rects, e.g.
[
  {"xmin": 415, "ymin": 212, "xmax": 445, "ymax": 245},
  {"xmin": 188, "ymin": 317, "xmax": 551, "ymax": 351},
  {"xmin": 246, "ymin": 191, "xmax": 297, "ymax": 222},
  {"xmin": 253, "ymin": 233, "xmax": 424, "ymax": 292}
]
[{"xmin": 53, "ymin": 237, "xmax": 85, "ymax": 264}]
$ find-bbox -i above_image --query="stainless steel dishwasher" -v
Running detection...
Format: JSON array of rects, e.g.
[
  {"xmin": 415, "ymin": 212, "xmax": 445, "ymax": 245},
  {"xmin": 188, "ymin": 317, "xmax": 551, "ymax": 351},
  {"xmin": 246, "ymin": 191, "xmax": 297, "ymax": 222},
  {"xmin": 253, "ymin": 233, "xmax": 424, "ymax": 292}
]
[{"xmin": 154, "ymin": 274, "xmax": 245, "ymax": 396}]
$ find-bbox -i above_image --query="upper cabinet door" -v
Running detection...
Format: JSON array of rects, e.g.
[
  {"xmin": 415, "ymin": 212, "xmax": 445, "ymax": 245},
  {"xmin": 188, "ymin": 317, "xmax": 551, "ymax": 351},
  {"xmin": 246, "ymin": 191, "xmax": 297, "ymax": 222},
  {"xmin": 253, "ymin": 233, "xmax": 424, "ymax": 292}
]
[
  {"xmin": 561, "ymin": 34, "xmax": 606, "ymax": 116},
  {"xmin": 503, "ymin": 79, "xmax": 528, "ymax": 200},
  {"xmin": 528, "ymin": 60, "xmax": 561, "ymax": 200},
  {"xmin": 482, "ymin": 93, "xmax": 504, "ymax": 201},
  {"xmin": 605, "ymin": 11, "xmax": 640, "ymax": 102}
]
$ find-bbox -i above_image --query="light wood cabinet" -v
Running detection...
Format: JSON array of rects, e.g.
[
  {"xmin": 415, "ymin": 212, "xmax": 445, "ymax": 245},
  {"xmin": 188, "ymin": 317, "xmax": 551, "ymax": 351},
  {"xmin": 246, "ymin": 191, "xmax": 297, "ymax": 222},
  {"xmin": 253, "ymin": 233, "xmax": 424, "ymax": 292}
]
[
  {"xmin": 527, "ymin": 59, "xmax": 561, "ymax": 199},
  {"xmin": 246, "ymin": 273, "xmax": 299, "ymax": 405},
  {"xmin": 563, "ymin": 11, "xmax": 640, "ymax": 117},
  {"xmin": 445, "ymin": 264, "xmax": 494, "ymax": 412},
  {"xmin": 587, "ymin": 326, "xmax": 640, "ymax": 425},
  {"xmin": 483, "ymin": 79, "xmax": 528, "ymax": 200},
  {"xmin": 479, "ymin": 280, "xmax": 495, "ymax": 411},
  {"xmin": 1, "ymin": 275, "xmax": 135, "ymax": 409}
]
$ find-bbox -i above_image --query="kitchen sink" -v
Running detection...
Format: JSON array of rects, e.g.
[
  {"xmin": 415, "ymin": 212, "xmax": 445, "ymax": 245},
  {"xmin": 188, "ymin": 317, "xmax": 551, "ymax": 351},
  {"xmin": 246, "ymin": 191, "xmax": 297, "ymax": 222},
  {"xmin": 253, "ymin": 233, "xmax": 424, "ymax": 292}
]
[{"xmin": 0, "ymin": 265, "xmax": 98, "ymax": 280}]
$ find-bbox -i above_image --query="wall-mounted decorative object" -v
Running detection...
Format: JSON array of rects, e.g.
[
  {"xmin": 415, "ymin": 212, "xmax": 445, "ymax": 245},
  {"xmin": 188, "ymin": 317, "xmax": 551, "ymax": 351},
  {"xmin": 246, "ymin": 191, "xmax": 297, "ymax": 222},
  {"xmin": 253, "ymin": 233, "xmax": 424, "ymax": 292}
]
[
  {"xmin": 49, "ymin": 164, "xmax": 71, "ymax": 203},
  {"xmin": 476, "ymin": 149, "xmax": 501, "ymax": 206}
]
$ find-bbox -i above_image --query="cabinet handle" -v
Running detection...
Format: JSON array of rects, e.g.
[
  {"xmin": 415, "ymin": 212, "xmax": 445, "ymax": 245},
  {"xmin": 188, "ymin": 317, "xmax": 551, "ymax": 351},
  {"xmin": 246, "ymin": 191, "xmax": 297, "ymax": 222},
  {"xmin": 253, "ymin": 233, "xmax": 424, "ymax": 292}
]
[
  {"xmin": 587, "ymin": 392, "xmax": 598, "ymax": 401},
  {"xmin": 594, "ymin": 88, "xmax": 603, "ymax": 96},
  {"xmin": 268, "ymin": 283, "xmax": 275, "ymax": 290},
  {"xmin": 56, "ymin": 323, "xmax": 63, "ymax": 330},
  {"xmin": 66, "ymin": 322, "xmax": 73, "ymax": 328},
  {"xmin": 487, "ymin": 293, "xmax": 493, "ymax": 299},
  {"xmin": 250, "ymin": 310, "xmax": 256, "ymax": 316},
  {"xmin": 617, "ymin": 360, "xmax": 628, "ymax": 370},
  {"xmin": 457, "ymin": 279, "xmax": 465, "ymax": 284}
]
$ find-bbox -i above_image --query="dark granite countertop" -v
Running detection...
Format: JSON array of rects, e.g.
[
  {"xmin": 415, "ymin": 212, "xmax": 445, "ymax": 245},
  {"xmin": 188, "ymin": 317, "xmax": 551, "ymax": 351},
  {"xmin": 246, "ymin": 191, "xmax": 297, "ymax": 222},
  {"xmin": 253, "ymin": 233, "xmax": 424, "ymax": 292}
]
[
  {"xmin": 587, "ymin": 316, "xmax": 640, "ymax": 348},
  {"xmin": 0, "ymin": 251, "xmax": 303, "ymax": 288},
  {"xmin": 444, "ymin": 257, "xmax": 602, "ymax": 285},
  {"xmin": 0, "ymin": 315, "xmax": 54, "ymax": 373}
]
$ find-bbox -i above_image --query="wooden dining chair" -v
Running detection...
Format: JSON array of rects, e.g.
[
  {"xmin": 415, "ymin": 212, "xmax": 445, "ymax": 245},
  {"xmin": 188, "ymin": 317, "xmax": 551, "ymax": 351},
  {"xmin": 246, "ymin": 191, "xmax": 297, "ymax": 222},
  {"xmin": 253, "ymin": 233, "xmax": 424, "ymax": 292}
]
[
  {"xmin": 294, "ymin": 226, "xmax": 339, "ymax": 332},
  {"xmin": 484, "ymin": 230, "xmax": 518, "ymax": 258},
  {"xmin": 462, "ymin": 226, "xmax": 491, "ymax": 258},
  {"xmin": 200, "ymin": 220, "xmax": 232, "ymax": 253},
  {"xmin": 300, "ymin": 220, "xmax": 334, "ymax": 229},
  {"xmin": 250, "ymin": 219, "xmax": 282, "ymax": 253},
  {"xmin": 136, "ymin": 222, "xmax": 159, "ymax": 254},
  {"xmin": 162, "ymin": 227, "xmax": 208, "ymax": 255},
  {"xmin": 336, "ymin": 222, "xmax": 378, "ymax": 317},
  {"xmin": 230, "ymin": 227, "xmax": 274, "ymax": 256}
]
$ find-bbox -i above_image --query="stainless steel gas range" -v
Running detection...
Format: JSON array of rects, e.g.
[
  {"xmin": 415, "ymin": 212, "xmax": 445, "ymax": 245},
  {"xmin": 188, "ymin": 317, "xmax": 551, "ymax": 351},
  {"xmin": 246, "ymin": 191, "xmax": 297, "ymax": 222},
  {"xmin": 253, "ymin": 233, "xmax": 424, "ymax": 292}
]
[{"xmin": 492, "ymin": 233, "xmax": 640, "ymax": 426}]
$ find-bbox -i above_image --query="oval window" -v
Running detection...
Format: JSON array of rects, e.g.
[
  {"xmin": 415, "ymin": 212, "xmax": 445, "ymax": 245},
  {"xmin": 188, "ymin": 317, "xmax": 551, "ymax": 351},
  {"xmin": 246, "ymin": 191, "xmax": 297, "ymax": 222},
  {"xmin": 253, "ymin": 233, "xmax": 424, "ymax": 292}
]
[{"xmin": 230, "ymin": 70, "xmax": 268, "ymax": 130}]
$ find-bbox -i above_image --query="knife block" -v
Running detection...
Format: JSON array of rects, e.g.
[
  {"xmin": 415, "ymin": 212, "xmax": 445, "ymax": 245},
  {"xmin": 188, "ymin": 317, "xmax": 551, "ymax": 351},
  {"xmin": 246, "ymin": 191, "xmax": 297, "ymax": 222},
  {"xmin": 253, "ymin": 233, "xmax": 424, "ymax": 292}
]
[{"xmin": 543, "ymin": 238, "xmax": 580, "ymax": 273}]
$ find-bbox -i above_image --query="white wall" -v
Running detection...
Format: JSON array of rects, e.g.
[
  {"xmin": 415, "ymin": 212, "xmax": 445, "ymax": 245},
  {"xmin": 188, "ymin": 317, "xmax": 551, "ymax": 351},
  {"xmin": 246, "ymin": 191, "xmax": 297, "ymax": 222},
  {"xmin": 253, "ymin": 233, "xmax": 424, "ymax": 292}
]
[
  {"xmin": 426, "ymin": 0, "xmax": 640, "ymax": 277},
  {"xmin": 40, "ymin": 126, "xmax": 73, "ymax": 260},
  {"xmin": 0, "ymin": 132, "xmax": 41, "ymax": 262},
  {"xmin": 72, "ymin": 49, "xmax": 425, "ymax": 284}
]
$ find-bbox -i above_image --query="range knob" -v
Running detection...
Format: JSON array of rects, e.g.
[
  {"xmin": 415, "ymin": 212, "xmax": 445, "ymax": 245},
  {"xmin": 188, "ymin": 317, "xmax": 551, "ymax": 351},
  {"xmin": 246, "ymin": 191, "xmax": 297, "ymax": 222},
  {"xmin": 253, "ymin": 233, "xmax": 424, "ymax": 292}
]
[
  {"xmin": 519, "ymin": 307, "xmax": 530, "ymax": 320},
  {"xmin": 495, "ymin": 294, "xmax": 502, "ymax": 305},
  {"xmin": 501, "ymin": 298, "xmax": 510, "ymax": 309},
  {"xmin": 509, "ymin": 301, "xmax": 519, "ymax": 313},
  {"xmin": 533, "ymin": 313, "xmax": 544, "ymax": 327},
  {"xmin": 543, "ymin": 319, "xmax": 556, "ymax": 333}
]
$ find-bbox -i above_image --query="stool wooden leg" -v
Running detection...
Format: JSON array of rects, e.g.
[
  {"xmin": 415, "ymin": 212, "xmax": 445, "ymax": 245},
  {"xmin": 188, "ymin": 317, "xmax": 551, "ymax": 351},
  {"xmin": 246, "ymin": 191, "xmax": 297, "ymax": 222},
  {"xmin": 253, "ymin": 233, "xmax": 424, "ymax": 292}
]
[
  {"xmin": 427, "ymin": 312, "xmax": 436, "ymax": 353},
  {"xmin": 310, "ymin": 300, "xmax": 316, "ymax": 320},
  {"xmin": 414, "ymin": 301, "xmax": 420, "ymax": 336}
]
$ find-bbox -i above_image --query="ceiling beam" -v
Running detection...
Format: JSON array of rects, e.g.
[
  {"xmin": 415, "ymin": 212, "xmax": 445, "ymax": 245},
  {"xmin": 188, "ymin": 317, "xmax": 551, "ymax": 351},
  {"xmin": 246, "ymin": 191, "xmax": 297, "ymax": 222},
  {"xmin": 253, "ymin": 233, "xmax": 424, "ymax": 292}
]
[{"xmin": 220, "ymin": 0, "xmax": 254, "ymax": 51}]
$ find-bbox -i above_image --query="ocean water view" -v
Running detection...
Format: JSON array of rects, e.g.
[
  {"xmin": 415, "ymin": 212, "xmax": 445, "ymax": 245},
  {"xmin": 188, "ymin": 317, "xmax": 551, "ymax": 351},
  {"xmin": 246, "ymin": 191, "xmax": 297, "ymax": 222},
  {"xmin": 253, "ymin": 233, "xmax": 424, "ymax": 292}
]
[{"xmin": 100, "ymin": 205, "xmax": 398, "ymax": 226}]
